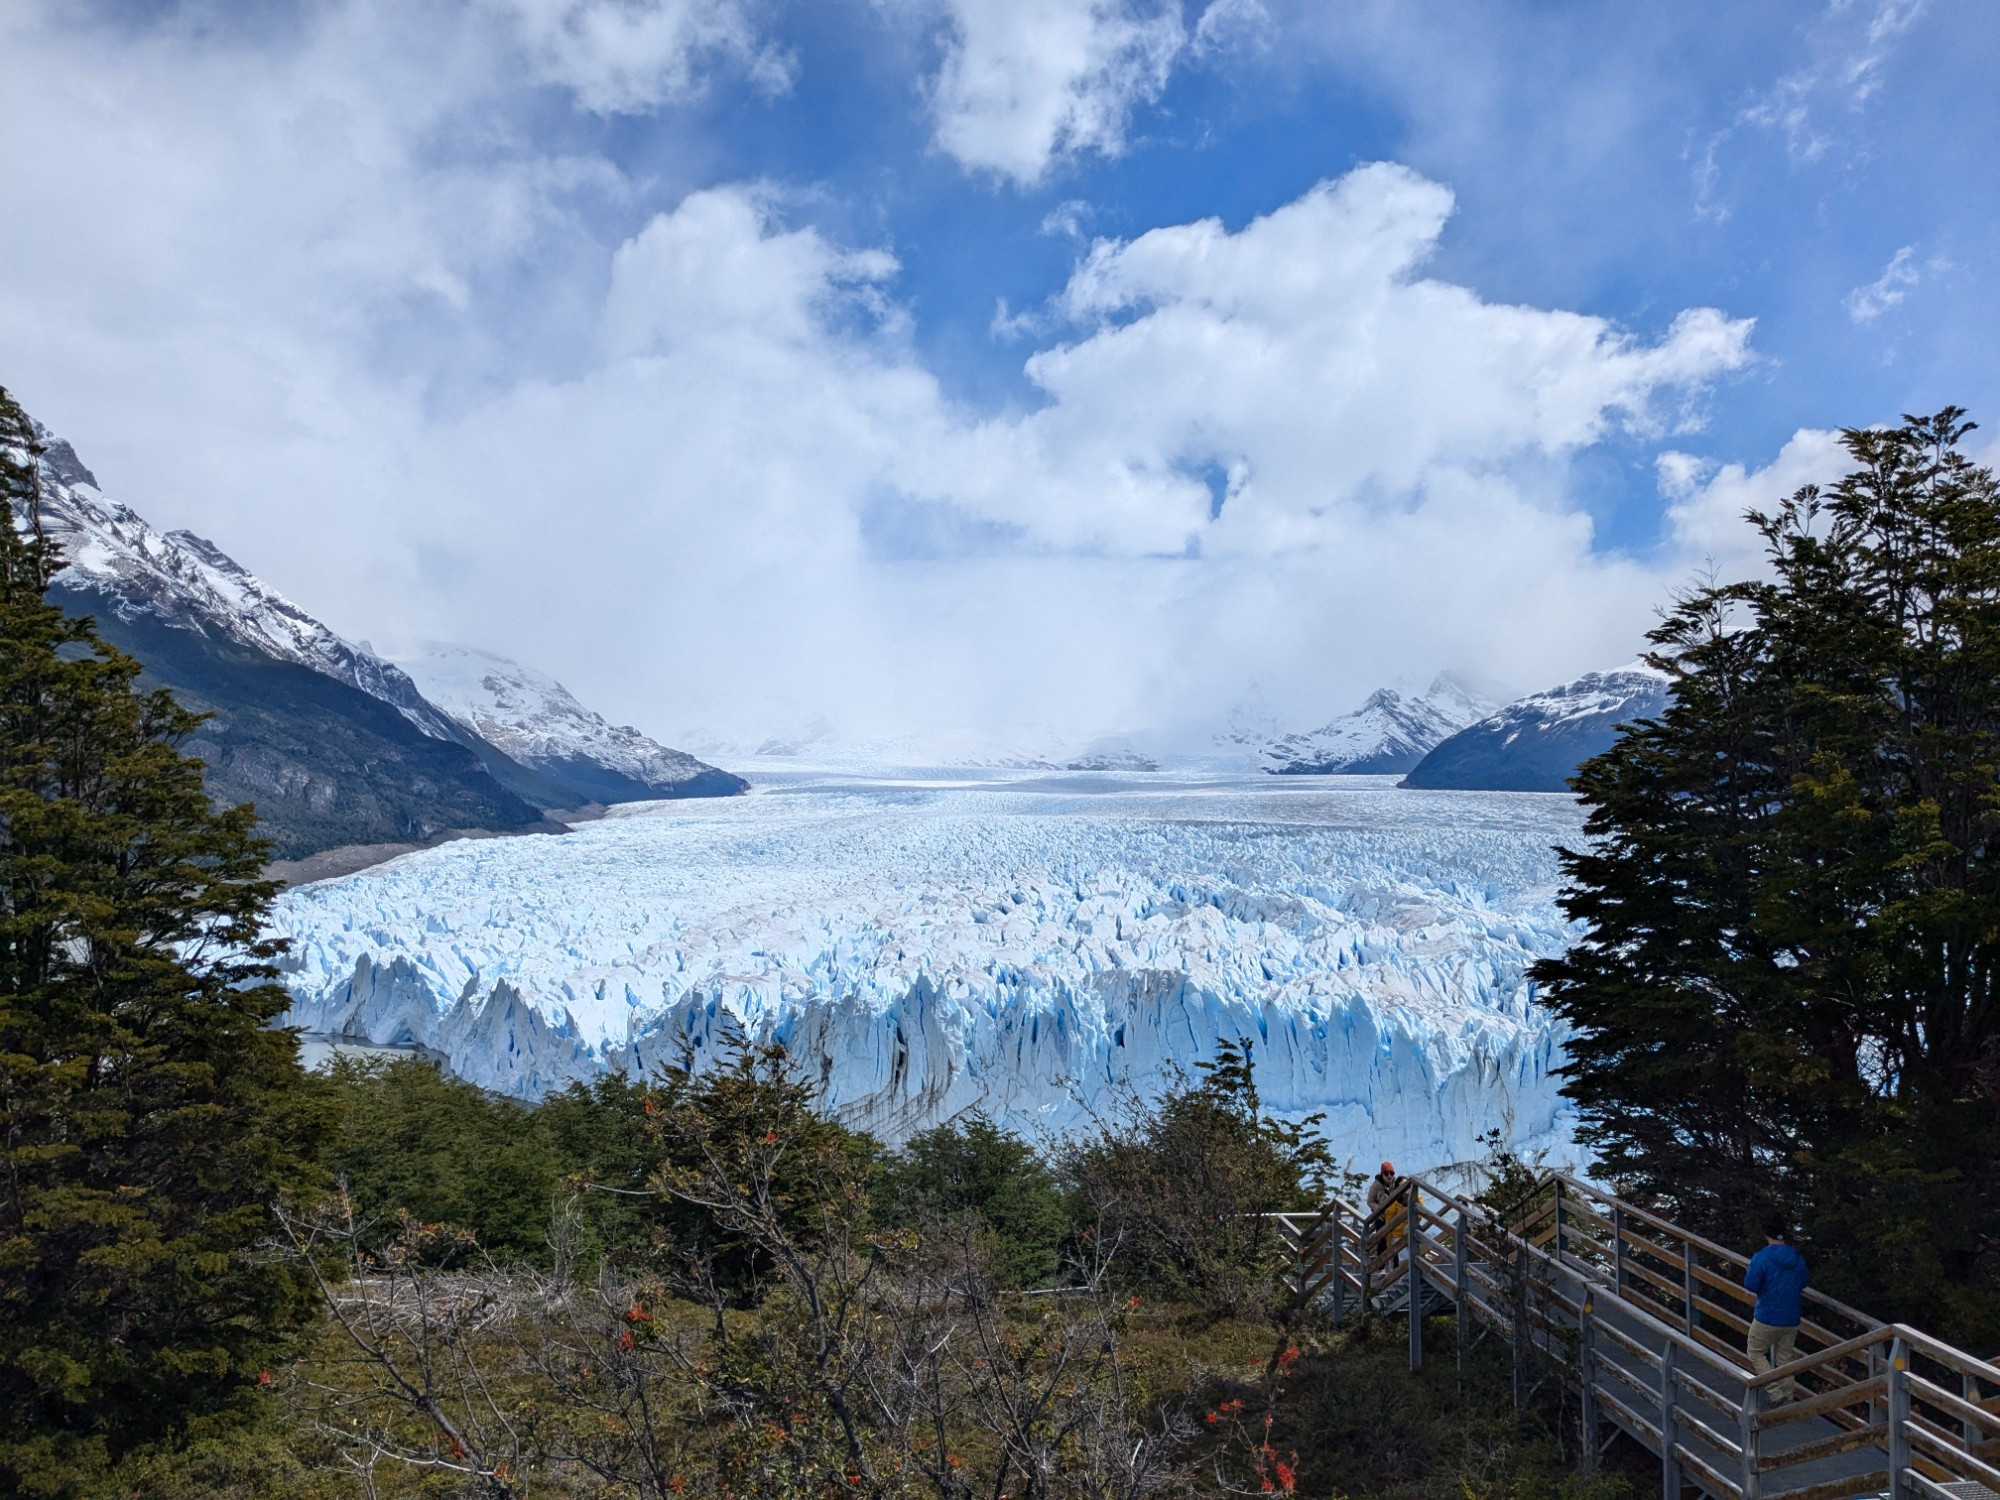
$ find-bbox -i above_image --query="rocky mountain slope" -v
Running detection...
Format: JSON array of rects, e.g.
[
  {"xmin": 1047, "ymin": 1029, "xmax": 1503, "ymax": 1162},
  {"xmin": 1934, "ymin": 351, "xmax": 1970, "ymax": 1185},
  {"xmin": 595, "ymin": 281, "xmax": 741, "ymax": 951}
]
[
  {"xmin": 1258, "ymin": 677, "xmax": 1494, "ymax": 775},
  {"xmin": 392, "ymin": 643, "xmax": 746, "ymax": 803},
  {"xmin": 18, "ymin": 416, "xmax": 741, "ymax": 857},
  {"xmin": 1400, "ymin": 663, "xmax": 1671, "ymax": 792}
]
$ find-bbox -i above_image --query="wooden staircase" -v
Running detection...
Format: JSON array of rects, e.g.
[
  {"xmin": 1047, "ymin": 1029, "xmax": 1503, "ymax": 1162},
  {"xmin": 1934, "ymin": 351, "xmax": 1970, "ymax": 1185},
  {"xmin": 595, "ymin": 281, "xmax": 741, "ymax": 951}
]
[{"xmin": 1272, "ymin": 1173, "xmax": 2000, "ymax": 1499}]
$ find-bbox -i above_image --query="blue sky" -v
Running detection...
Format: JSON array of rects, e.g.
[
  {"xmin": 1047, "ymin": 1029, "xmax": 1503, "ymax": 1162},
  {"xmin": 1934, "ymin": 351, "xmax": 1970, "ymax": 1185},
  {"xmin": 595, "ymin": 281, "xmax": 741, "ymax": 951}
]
[{"xmin": 2, "ymin": 0, "xmax": 1995, "ymax": 748}]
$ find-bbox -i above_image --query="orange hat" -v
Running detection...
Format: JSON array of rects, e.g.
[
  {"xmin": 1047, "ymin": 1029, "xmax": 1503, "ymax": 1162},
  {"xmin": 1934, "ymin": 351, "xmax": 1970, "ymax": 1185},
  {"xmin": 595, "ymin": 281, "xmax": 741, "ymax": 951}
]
[{"xmin": 1380, "ymin": 1161, "xmax": 1395, "ymax": 1173}]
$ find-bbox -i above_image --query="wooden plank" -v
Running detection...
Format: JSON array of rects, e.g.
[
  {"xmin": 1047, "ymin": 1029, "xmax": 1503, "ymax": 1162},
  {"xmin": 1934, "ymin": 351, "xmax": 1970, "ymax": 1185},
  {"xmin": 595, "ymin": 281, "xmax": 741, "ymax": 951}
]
[
  {"xmin": 1593, "ymin": 1318, "xmax": 1663, "ymax": 1369},
  {"xmin": 1674, "ymin": 1403, "xmax": 1746, "ymax": 1462},
  {"xmin": 1757, "ymin": 1421, "xmax": 1887, "ymax": 1472},
  {"xmin": 1673, "ymin": 1440, "xmax": 1744, "ymax": 1500},
  {"xmin": 1905, "ymin": 1420, "xmax": 2000, "ymax": 1490},
  {"xmin": 1675, "ymin": 1360, "xmax": 1747, "ymax": 1420},
  {"xmin": 1693, "ymin": 1291, "xmax": 1753, "ymax": 1335},
  {"xmin": 1761, "ymin": 1469, "xmax": 1888, "ymax": 1500},
  {"xmin": 1618, "ymin": 1222, "xmax": 1691, "ymax": 1274},
  {"xmin": 1690, "ymin": 1256, "xmax": 1758, "ymax": 1303},
  {"xmin": 1595, "ymin": 1349, "xmax": 1662, "ymax": 1408},
  {"xmin": 1754, "ymin": 1374, "xmax": 1885, "ymax": 1431},
  {"xmin": 1592, "ymin": 1383, "xmax": 1663, "ymax": 1447},
  {"xmin": 1621, "ymin": 1250, "xmax": 1697, "ymax": 1305},
  {"xmin": 1909, "ymin": 1371, "xmax": 2000, "ymax": 1436}
]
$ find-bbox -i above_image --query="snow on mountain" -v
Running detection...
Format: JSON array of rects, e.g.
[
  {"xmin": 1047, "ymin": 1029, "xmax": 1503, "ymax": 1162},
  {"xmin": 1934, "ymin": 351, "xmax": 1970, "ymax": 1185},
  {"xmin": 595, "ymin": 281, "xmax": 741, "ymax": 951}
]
[
  {"xmin": 29, "ymin": 432, "xmax": 463, "ymax": 742},
  {"xmin": 272, "ymin": 771, "xmax": 1585, "ymax": 1173},
  {"xmin": 1258, "ymin": 677, "xmax": 1495, "ymax": 775},
  {"xmin": 1402, "ymin": 662, "xmax": 1671, "ymax": 792},
  {"xmin": 390, "ymin": 643, "xmax": 746, "ymax": 803}
]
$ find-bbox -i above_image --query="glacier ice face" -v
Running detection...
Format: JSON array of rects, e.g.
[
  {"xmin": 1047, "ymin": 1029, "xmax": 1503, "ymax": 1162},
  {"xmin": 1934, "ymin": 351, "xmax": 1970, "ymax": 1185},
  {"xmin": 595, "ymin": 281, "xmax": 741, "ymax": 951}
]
[{"xmin": 271, "ymin": 769, "xmax": 1588, "ymax": 1174}]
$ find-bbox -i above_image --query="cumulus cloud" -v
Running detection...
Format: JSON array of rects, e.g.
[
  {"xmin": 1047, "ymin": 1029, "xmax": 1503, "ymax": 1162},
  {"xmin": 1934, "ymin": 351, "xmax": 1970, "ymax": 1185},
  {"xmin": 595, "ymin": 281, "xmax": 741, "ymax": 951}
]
[
  {"xmin": 1658, "ymin": 428, "xmax": 1851, "ymax": 578},
  {"xmin": 489, "ymin": 0, "xmax": 792, "ymax": 110},
  {"xmin": 920, "ymin": 0, "xmax": 1187, "ymax": 183},
  {"xmin": 1, "ymin": 1, "xmax": 1776, "ymax": 751}
]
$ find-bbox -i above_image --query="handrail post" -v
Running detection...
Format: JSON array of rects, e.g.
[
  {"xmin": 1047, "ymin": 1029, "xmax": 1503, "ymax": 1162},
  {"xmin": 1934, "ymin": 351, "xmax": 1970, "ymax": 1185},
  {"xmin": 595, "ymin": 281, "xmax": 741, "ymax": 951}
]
[
  {"xmin": 1408, "ymin": 1183, "xmax": 1423, "ymax": 1372},
  {"xmin": 1455, "ymin": 1208, "xmax": 1470, "ymax": 1378},
  {"xmin": 1579, "ymin": 1293, "xmax": 1599, "ymax": 1476},
  {"xmin": 1888, "ymin": 1335, "xmax": 1910, "ymax": 1499},
  {"xmin": 1739, "ymin": 1384, "xmax": 1761, "ymax": 1500},
  {"xmin": 1362, "ymin": 1203, "xmax": 1373, "ymax": 1310},
  {"xmin": 1660, "ymin": 1340, "xmax": 1680, "ymax": 1499},
  {"xmin": 1511, "ymin": 1234, "xmax": 1528, "ymax": 1412},
  {"xmin": 1554, "ymin": 1177, "xmax": 1566, "ymax": 1262},
  {"xmin": 1613, "ymin": 1204, "xmax": 1627, "ymax": 1299},
  {"xmin": 1681, "ymin": 1239, "xmax": 1696, "ymax": 1334},
  {"xmin": 1330, "ymin": 1202, "xmax": 1344, "ymax": 1326},
  {"xmin": 1963, "ymin": 1369, "xmax": 1981, "ymax": 1448}
]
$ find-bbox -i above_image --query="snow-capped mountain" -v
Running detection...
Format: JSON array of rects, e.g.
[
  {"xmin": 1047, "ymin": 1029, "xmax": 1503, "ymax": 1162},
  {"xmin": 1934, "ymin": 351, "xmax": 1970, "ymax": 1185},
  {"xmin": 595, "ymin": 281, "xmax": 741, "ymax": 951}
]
[
  {"xmin": 1259, "ymin": 677, "xmax": 1495, "ymax": 775},
  {"xmin": 391, "ymin": 644, "xmax": 747, "ymax": 803},
  {"xmin": 272, "ymin": 771, "xmax": 1583, "ymax": 1172},
  {"xmin": 14, "ymin": 412, "xmax": 742, "ymax": 856},
  {"xmin": 33, "ymin": 434, "xmax": 463, "ymax": 743},
  {"xmin": 1401, "ymin": 662, "xmax": 1671, "ymax": 792}
]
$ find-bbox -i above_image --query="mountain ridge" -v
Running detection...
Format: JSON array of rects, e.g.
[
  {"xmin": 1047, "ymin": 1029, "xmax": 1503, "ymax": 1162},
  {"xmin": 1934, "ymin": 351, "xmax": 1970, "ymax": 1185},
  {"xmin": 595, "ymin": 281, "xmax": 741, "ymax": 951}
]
[
  {"xmin": 1401, "ymin": 662, "xmax": 1671, "ymax": 792},
  {"xmin": 13, "ymin": 412, "xmax": 744, "ymax": 858}
]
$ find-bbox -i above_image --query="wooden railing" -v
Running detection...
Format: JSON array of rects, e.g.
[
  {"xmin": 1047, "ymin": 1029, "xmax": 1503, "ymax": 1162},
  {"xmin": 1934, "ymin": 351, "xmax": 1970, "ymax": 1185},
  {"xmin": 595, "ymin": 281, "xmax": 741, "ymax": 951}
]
[{"xmin": 1271, "ymin": 1174, "xmax": 2000, "ymax": 1499}]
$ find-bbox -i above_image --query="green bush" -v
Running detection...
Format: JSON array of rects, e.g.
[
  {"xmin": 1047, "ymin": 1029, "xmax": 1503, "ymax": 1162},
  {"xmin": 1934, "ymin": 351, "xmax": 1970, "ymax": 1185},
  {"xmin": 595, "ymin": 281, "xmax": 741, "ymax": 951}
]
[
  {"xmin": 879, "ymin": 1116, "xmax": 1067, "ymax": 1287},
  {"xmin": 318, "ymin": 1056, "xmax": 559, "ymax": 1261},
  {"xmin": 1063, "ymin": 1038, "xmax": 1330, "ymax": 1316}
]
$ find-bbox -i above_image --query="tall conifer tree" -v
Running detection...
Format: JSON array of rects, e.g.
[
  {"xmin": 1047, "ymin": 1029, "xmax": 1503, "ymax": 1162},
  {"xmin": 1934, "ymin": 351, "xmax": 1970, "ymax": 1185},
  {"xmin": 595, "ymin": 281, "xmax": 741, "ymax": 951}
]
[
  {"xmin": 1535, "ymin": 409, "xmax": 2000, "ymax": 1342},
  {"xmin": 0, "ymin": 388, "xmax": 323, "ymax": 1494}
]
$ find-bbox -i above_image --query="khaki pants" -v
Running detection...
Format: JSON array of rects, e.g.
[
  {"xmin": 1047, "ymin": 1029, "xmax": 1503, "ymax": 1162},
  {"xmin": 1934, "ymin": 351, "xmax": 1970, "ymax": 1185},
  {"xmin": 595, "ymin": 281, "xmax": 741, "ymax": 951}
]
[{"xmin": 1747, "ymin": 1320, "xmax": 1801, "ymax": 1401}]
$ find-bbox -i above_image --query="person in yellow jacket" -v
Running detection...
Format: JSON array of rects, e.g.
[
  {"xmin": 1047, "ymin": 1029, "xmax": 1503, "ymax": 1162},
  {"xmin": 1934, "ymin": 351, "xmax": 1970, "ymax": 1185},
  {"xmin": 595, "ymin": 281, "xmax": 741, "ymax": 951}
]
[{"xmin": 1367, "ymin": 1161, "xmax": 1407, "ymax": 1265}]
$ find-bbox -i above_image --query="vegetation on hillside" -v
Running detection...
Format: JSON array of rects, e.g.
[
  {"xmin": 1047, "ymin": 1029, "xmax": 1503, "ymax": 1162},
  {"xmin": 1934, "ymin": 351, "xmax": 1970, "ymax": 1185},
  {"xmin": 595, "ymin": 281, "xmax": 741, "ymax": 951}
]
[
  {"xmin": 0, "ymin": 390, "xmax": 327, "ymax": 1496},
  {"xmin": 33, "ymin": 395, "xmax": 2000, "ymax": 1494},
  {"xmin": 1536, "ymin": 409, "xmax": 2000, "ymax": 1345}
]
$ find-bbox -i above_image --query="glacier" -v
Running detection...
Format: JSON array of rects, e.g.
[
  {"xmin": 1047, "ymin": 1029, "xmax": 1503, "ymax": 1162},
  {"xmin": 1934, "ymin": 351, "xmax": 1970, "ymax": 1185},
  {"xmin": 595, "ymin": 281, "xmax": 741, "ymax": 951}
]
[{"xmin": 271, "ymin": 768, "xmax": 1588, "ymax": 1175}]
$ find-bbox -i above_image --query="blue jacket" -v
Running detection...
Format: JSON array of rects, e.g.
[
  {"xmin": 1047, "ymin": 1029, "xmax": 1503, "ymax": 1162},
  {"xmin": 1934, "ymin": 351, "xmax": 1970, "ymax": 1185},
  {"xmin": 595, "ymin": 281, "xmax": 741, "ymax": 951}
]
[{"xmin": 1744, "ymin": 1243, "xmax": 1810, "ymax": 1327}]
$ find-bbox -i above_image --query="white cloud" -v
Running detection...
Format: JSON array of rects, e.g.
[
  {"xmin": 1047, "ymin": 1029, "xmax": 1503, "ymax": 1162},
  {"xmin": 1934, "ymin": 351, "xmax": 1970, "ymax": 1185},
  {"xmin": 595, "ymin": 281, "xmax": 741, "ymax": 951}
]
[
  {"xmin": 1697, "ymin": 0, "xmax": 1929, "ymax": 213},
  {"xmin": 0, "ymin": 3, "xmax": 1774, "ymax": 751},
  {"xmin": 1192, "ymin": 0, "xmax": 1270, "ymax": 54},
  {"xmin": 921, "ymin": 0, "xmax": 1187, "ymax": 183},
  {"xmin": 1844, "ymin": 244, "xmax": 1921, "ymax": 322},
  {"xmin": 1658, "ymin": 427, "xmax": 1851, "ymax": 576},
  {"xmin": 488, "ymin": 0, "xmax": 792, "ymax": 111}
]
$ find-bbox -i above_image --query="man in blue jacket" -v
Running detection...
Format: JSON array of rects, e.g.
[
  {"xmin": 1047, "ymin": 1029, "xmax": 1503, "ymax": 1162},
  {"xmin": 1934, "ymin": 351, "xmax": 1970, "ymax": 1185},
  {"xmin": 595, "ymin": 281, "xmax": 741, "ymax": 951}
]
[{"xmin": 1744, "ymin": 1216, "xmax": 1810, "ymax": 1402}]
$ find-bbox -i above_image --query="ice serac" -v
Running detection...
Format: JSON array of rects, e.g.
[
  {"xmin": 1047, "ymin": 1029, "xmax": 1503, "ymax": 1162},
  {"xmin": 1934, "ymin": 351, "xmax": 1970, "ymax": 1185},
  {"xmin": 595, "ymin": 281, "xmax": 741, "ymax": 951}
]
[
  {"xmin": 1401, "ymin": 663, "xmax": 1671, "ymax": 792},
  {"xmin": 1259, "ymin": 677, "xmax": 1494, "ymax": 775},
  {"xmin": 272, "ymin": 774, "xmax": 1587, "ymax": 1173},
  {"xmin": 390, "ymin": 643, "xmax": 746, "ymax": 804}
]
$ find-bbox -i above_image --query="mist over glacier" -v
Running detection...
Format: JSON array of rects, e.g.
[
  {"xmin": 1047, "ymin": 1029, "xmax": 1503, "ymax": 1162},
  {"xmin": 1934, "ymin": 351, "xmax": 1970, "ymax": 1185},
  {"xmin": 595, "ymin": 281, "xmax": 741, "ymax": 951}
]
[{"xmin": 271, "ymin": 768, "xmax": 1587, "ymax": 1174}]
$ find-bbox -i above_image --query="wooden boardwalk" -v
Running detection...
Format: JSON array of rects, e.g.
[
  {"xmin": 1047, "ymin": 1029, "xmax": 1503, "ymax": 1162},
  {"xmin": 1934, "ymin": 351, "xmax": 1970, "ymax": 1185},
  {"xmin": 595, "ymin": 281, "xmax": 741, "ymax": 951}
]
[{"xmin": 1273, "ymin": 1174, "xmax": 2000, "ymax": 1499}]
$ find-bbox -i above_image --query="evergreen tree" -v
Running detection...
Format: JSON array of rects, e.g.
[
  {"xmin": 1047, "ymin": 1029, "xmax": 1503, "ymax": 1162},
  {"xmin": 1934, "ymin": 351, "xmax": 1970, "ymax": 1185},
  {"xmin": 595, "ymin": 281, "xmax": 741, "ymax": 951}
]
[
  {"xmin": 1534, "ymin": 409, "xmax": 2000, "ymax": 1342},
  {"xmin": 0, "ymin": 388, "xmax": 324, "ymax": 1494},
  {"xmin": 319, "ymin": 1055, "xmax": 559, "ymax": 1262},
  {"xmin": 1063, "ymin": 1038, "xmax": 1330, "ymax": 1316},
  {"xmin": 879, "ymin": 1116, "xmax": 1067, "ymax": 1287}
]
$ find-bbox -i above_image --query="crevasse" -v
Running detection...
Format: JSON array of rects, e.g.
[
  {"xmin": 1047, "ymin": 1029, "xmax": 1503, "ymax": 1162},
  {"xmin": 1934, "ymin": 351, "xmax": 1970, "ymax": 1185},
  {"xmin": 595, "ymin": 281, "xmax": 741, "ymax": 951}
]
[{"xmin": 271, "ymin": 769, "xmax": 1587, "ymax": 1174}]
